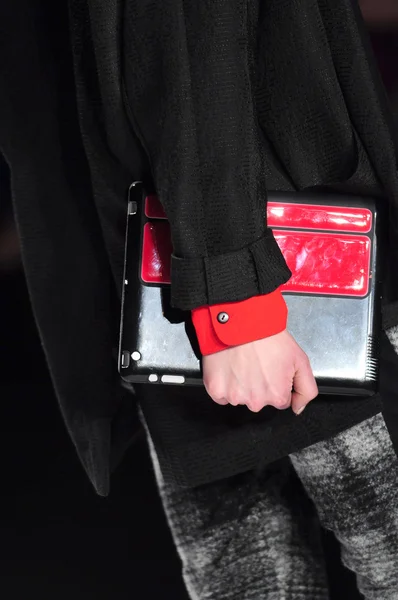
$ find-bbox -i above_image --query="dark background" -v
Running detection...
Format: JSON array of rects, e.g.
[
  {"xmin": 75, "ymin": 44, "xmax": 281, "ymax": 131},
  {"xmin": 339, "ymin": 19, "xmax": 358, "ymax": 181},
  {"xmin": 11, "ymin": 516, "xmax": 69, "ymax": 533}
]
[
  {"xmin": 0, "ymin": 159, "xmax": 187, "ymax": 598},
  {"xmin": 0, "ymin": 4, "xmax": 397, "ymax": 598}
]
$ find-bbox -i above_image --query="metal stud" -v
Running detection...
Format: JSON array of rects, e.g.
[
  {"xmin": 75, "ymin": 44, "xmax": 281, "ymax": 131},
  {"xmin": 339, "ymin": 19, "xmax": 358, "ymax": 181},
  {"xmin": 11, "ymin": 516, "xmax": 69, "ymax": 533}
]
[{"xmin": 217, "ymin": 312, "xmax": 229, "ymax": 324}]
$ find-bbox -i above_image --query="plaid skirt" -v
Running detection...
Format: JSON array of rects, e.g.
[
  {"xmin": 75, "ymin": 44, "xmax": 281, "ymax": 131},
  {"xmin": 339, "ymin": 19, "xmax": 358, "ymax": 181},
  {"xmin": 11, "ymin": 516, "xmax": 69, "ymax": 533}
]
[{"xmin": 148, "ymin": 412, "xmax": 398, "ymax": 599}]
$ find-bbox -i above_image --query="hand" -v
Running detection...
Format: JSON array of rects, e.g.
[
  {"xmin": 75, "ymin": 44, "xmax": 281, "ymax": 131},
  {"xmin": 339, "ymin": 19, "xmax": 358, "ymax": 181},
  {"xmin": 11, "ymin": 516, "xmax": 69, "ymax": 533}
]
[{"xmin": 202, "ymin": 330, "xmax": 318, "ymax": 415}]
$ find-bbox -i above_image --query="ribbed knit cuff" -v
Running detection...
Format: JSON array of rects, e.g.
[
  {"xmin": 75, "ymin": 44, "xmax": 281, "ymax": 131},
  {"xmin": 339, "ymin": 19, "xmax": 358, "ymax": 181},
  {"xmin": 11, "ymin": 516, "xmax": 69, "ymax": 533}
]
[{"xmin": 171, "ymin": 229, "xmax": 291, "ymax": 310}]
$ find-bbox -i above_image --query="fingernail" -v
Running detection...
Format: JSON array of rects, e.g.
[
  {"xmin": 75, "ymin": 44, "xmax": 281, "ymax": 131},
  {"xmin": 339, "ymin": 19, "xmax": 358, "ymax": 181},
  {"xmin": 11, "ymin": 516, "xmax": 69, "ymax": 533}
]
[{"xmin": 295, "ymin": 405, "xmax": 306, "ymax": 416}]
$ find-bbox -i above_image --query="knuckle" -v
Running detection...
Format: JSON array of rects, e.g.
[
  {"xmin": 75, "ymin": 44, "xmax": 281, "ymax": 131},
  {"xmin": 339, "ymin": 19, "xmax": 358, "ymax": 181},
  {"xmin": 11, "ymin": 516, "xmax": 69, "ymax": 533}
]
[
  {"xmin": 301, "ymin": 353, "xmax": 312, "ymax": 369},
  {"xmin": 247, "ymin": 394, "xmax": 262, "ymax": 412},
  {"xmin": 204, "ymin": 380, "xmax": 225, "ymax": 402},
  {"xmin": 247, "ymin": 401, "xmax": 263, "ymax": 413},
  {"xmin": 269, "ymin": 390, "xmax": 291, "ymax": 410},
  {"xmin": 228, "ymin": 389, "xmax": 243, "ymax": 406},
  {"xmin": 277, "ymin": 398, "xmax": 291, "ymax": 410}
]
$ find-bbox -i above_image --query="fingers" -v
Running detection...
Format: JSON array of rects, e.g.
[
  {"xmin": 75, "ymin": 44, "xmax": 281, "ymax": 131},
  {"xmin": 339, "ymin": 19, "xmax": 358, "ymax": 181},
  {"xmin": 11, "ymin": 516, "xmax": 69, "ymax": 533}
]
[
  {"xmin": 248, "ymin": 388, "xmax": 291, "ymax": 412},
  {"xmin": 291, "ymin": 355, "xmax": 318, "ymax": 415},
  {"xmin": 202, "ymin": 334, "xmax": 318, "ymax": 415},
  {"xmin": 204, "ymin": 378, "xmax": 250, "ymax": 408},
  {"xmin": 205, "ymin": 377, "xmax": 291, "ymax": 412},
  {"xmin": 213, "ymin": 397, "xmax": 229, "ymax": 406},
  {"xmin": 204, "ymin": 380, "xmax": 229, "ymax": 406}
]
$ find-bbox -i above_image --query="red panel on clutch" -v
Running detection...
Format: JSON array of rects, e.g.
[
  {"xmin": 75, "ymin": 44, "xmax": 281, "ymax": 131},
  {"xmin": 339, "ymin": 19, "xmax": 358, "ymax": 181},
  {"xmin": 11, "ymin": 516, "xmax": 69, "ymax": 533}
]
[
  {"xmin": 145, "ymin": 195, "xmax": 167, "ymax": 219},
  {"xmin": 141, "ymin": 222, "xmax": 371, "ymax": 297},
  {"xmin": 141, "ymin": 222, "xmax": 172, "ymax": 284},
  {"xmin": 267, "ymin": 203, "xmax": 372, "ymax": 233},
  {"xmin": 275, "ymin": 231, "xmax": 371, "ymax": 297}
]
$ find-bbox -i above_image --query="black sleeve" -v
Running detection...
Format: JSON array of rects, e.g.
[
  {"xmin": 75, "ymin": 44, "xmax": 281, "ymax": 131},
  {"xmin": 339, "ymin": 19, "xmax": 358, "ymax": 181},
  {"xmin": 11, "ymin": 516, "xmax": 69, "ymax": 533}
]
[{"xmin": 123, "ymin": 0, "xmax": 291, "ymax": 310}]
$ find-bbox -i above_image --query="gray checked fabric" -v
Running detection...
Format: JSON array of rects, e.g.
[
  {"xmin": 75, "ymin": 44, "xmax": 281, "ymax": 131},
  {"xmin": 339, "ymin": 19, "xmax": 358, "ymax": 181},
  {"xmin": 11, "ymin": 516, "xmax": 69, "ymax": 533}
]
[
  {"xmin": 148, "ymin": 413, "xmax": 398, "ymax": 599},
  {"xmin": 290, "ymin": 412, "xmax": 398, "ymax": 600},
  {"xmin": 148, "ymin": 438, "xmax": 329, "ymax": 600}
]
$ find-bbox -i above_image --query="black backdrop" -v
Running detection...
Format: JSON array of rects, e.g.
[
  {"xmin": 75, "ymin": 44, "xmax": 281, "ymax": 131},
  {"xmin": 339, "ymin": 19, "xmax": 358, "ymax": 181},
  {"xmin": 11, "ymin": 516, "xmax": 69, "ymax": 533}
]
[{"xmin": 0, "ymin": 153, "xmax": 188, "ymax": 599}]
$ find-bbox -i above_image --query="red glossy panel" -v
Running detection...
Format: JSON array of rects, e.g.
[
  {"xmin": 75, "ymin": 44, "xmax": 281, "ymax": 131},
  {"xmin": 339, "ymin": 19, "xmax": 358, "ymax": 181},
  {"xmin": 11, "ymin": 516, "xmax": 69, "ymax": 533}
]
[
  {"xmin": 141, "ymin": 222, "xmax": 172, "ymax": 284},
  {"xmin": 145, "ymin": 195, "xmax": 167, "ymax": 219},
  {"xmin": 141, "ymin": 222, "xmax": 371, "ymax": 296},
  {"xmin": 267, "ymin": 203, "xmax": 372, "ymax": 233},
  {"xmin": 275, "ymin": 231, "xmax": 371, "ymax": 297}
]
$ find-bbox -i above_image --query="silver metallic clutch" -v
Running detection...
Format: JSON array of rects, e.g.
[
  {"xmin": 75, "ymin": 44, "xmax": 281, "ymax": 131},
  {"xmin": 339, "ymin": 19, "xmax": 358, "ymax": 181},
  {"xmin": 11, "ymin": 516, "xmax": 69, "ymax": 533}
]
[{"xmin": 119, "ymin": 182, "xmax": 382, "ymax": 396}]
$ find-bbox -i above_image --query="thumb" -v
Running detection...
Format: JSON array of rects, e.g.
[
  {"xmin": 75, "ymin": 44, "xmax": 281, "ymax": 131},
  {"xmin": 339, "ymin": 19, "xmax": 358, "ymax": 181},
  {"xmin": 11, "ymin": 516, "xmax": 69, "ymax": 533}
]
[{"xmin": 291, "ymin": 357, "xmax": 318, "ymax": 415}]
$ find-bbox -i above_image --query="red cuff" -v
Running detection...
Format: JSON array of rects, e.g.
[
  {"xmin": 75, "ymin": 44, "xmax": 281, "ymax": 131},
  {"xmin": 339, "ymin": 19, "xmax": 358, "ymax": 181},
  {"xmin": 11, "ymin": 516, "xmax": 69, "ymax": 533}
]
[{"xmin": 191, "ymin": 289, "xmax": 288, "ymax": 356}]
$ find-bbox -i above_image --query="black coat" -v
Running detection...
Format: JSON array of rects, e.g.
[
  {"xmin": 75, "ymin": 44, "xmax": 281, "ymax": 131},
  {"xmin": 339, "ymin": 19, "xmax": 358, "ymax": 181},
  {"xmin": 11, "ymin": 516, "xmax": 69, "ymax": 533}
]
[{"xmin": 1, "ymin": 0, "xmax": 398, "ymax": 495}]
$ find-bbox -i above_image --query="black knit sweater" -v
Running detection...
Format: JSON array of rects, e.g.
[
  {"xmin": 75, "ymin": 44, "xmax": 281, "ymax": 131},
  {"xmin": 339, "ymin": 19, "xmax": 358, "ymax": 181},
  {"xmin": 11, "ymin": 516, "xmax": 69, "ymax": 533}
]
[{"xmin": 1, "ymin": 0, "xmax": 398, "ymax": 493}]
